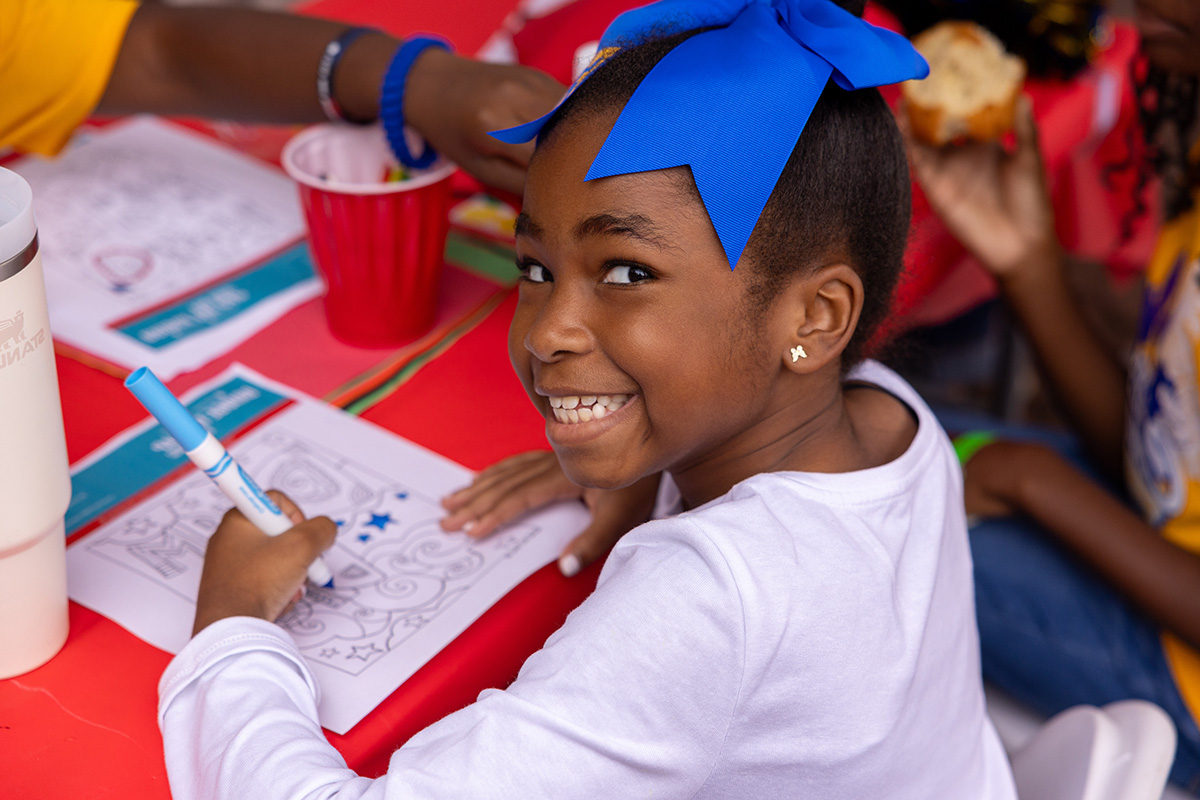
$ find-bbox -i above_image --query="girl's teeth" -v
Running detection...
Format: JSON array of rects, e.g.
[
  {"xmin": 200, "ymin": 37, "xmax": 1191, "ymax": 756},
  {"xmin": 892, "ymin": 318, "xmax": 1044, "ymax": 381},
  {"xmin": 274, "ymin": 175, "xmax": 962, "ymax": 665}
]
[{"xmin": 548, "ymin": 394, "xmax": 630, "ymax": 423}]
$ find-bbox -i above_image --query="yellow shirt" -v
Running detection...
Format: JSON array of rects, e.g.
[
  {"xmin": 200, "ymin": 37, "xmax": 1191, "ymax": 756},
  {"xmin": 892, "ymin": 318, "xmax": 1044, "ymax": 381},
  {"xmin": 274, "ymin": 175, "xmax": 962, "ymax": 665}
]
[
  {"xmin": 0, "ymin": 0, "xmax": 139, "ymax": 156},
  {"xmin": 1126, "ymin": 196, "xmax": 1200, "ymax": 722}
]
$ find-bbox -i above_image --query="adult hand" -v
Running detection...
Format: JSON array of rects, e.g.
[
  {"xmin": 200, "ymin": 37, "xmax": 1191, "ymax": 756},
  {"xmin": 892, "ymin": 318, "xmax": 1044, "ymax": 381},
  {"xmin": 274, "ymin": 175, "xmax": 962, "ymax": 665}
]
[
  {"xmin": 406, "ymin": 49, "xmax": 564, "ymax": 196},
  {"xmin": 905, "ymin": 98, "xmax": 1060, "ymax": 282},
  {"xmin": 440, "ymin": 450, "xmax": 660, "ymax": 576},
  {"xmin": 192, "ymin": 492, "xmax": 336, "ymax": 636}
]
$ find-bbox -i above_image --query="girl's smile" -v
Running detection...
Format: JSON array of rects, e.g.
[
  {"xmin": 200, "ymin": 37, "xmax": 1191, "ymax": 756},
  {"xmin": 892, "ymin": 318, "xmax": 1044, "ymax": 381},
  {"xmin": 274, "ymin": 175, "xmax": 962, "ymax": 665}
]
[
  {"xmin": 544, "ymin": 392, "xmax": 633, "ymax": 423},
  {"xmin": 541, "ymin": 393, "xmax": 641, "ymax": 446}
]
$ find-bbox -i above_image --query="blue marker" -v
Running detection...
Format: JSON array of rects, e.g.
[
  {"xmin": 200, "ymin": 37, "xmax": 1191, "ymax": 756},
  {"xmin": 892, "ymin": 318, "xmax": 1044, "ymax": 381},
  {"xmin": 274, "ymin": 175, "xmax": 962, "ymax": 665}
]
[{"xmin": 124, "ymin": 367, "xmax": 335, "ymax": 588}]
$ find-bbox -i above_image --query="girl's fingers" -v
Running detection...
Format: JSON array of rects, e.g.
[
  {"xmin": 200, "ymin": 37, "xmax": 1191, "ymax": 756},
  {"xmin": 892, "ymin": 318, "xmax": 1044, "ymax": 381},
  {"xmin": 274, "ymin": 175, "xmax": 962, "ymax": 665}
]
[
  {"xmin": 442, "ymin": 460, "xmax": 551, "ymax": 521},
  {"xmin": 557, "ymin": 522, "xmax": 627, "ymax": 577},
  {"xmin": 441, "ymin": 451, "xmax": 549, "ymax": 510},
  {"xmin": 284, "ymin": 515, "xmax": 338, "ymax": 560},
  {"xmin": 443, "ymin": 464, "xmax": 581, "ymax": 536},
  {"xmin": 460, "ymin": 478, "xmax": 579, "ymax": 540},
  {"xmin": 266, "ymin": 490, "xmax": 304, "ymax": 524},
  {"xmin": 441, "ymin": 457, "xmax": 576, "ymax": 532},
  {"xmin": 558, "ymin": 474, "xmax": 662, "ymax": 577},
  {"xmin": 1011, "ymin": 96, "xmax": 1048, "ymax": 180}
]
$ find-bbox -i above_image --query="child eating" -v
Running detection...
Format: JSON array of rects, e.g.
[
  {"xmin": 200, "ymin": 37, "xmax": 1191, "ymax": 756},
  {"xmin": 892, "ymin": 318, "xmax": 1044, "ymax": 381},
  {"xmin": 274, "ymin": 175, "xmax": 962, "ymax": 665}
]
[{"xmin": 158, "ymin": 1, "xmax": 1017, "ymax": 797}]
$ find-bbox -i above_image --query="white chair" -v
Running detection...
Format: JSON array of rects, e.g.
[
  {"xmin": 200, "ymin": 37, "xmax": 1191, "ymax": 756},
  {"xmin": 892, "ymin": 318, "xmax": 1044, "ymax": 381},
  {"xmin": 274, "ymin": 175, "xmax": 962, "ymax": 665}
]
[{"xmin": 1004, "ymin": 699, "xmax": 1177, "ymax": 800}]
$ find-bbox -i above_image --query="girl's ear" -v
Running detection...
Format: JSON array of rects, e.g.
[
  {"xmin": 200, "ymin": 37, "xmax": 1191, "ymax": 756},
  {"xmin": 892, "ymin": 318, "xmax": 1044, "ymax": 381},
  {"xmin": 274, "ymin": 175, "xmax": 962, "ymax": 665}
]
[{"xmin": 778, "ymin": 263, "xmax": 863, "ymax": 374}]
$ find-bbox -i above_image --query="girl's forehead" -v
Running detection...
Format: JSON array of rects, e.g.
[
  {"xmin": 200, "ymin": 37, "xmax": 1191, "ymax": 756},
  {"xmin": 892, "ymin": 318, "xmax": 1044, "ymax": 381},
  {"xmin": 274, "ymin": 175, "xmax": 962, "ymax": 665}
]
[
  {"xmin": 527, "ymin": 120, "xmax": 708, "ymax": 235},
  {"xmin": 523, "ymin": 168, "xmax": 709, "ymax": 244}
]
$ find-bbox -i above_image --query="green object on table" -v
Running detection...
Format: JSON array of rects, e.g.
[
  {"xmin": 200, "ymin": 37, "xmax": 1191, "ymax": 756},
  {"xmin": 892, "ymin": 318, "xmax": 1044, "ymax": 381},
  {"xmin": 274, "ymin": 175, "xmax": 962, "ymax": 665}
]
[{"xmin": 952, "ymin": 431, "xmax": 999, "ymax": 467}]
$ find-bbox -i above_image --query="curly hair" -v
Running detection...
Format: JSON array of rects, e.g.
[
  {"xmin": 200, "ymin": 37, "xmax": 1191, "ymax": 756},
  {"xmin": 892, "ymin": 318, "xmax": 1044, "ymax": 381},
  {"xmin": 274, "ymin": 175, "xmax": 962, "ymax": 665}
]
[{"xmin": 1100, "ymin": 58, "xmax": 1200, "ymax": 237}]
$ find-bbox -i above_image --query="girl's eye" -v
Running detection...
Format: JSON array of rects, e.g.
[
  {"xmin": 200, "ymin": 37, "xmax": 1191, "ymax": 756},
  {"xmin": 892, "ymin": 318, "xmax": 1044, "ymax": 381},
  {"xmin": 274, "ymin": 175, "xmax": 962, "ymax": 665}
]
[
  {"xmin": 602, "ymin": 264, "xmax": 654, "ymax": 284},
  {"xmin": 519, "ymin": 262, "xmax": 552, "ymax": 283}
]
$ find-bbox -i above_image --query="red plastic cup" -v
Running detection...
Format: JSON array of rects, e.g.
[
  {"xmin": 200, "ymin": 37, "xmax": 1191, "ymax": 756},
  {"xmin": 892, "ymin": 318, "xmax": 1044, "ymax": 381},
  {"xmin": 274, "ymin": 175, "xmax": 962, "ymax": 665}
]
[{"xmin": 282, "ymin": 124, "xmax": 455, "ymax": 347}]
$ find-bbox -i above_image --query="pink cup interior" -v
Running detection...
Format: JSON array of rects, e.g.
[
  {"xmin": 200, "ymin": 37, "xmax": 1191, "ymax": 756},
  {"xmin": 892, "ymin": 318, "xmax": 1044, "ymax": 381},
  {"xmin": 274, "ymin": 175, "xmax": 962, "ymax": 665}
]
[{"xmin": 282, "ymin": 124, "xmax": 455, "ymax": 195}]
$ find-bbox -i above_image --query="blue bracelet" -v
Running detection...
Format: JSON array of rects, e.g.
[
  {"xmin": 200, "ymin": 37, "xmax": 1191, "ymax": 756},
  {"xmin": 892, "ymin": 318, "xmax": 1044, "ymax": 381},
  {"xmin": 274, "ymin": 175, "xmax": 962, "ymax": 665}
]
[{"xmin": 380, "ymin": 35, "xmax": 452, "ymax": 170}]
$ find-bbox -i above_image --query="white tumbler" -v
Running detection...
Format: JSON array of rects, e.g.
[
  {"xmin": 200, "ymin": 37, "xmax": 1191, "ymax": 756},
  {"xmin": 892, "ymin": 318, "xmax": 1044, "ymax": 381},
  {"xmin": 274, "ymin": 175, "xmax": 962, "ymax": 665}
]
[{"xmin": 0, "ymin": 167, "xmax": 70, "ymax": 678}]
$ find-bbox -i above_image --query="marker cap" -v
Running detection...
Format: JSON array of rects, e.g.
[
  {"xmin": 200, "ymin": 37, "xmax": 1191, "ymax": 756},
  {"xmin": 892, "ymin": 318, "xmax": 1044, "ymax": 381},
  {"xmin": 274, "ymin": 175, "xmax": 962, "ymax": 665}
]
[{"xmin": 124, "ymin": 367, "xmax": 208, "ymax": 451}]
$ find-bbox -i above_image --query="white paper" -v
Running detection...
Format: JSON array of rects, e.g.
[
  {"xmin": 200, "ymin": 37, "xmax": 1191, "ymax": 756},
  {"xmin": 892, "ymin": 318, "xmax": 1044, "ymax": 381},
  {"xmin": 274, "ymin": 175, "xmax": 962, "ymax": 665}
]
[
  {"xmin": 11, "ymin": 117, "xmax": 320, "ymax": 379},
  {"xmin": 67, "ymin": 368, "xmax": 587, "ymax": 734}
]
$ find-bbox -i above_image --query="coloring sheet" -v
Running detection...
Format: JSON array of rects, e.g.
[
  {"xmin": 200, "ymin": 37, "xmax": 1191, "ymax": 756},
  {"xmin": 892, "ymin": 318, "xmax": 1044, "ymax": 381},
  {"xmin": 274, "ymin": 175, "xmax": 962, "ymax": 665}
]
[
  {"xmin": 11, "ymin": 117, "xmax": 320, "ymax": 379},
  {"xmin": 67, "ymin": 370, "xmax": 587, "ymax": 733}
]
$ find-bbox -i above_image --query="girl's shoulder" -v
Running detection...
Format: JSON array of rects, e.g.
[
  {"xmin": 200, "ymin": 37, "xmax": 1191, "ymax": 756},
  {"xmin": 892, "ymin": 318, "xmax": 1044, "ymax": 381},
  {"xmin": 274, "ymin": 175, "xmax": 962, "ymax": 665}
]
[
  {"xmin": 655, "ymin": 361, "xmax": 957, "ymax": 521},
  {"xmin": 613, "ymin": 364, "xmax": 967, "ymax": 594}
]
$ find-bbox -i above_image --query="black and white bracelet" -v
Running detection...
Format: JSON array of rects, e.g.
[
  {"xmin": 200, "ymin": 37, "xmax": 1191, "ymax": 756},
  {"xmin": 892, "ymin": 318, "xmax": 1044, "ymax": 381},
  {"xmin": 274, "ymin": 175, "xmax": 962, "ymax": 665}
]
[{"xmin": 316, "ymin": 26, "xmax": 379, "ymax": 124}]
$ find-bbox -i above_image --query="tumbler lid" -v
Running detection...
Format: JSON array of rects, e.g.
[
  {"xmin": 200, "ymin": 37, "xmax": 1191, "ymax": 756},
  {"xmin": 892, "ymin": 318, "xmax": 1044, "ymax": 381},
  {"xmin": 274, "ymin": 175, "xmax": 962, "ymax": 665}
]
[{"xmin": 0, "ymin": 167, "xmax": 38, "ymax": 282}]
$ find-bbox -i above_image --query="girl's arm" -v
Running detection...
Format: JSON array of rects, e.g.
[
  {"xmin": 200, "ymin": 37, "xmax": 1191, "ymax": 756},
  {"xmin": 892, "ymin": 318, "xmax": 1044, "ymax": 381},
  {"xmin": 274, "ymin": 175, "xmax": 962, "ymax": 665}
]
[
  {"xmin": 907, "ymin": 102, "xmax": 1128, "ymax": 475},
  {"xmin": 99, "ymin": 6, "xmax": 563, "ymax": 194},
  {"xmin": 166, "ymin": 506, "xmax": 741, "ymax": 800},
  {"xmin": 967, "ymin": 441, "xmax": 1200, "ymax": 650}
]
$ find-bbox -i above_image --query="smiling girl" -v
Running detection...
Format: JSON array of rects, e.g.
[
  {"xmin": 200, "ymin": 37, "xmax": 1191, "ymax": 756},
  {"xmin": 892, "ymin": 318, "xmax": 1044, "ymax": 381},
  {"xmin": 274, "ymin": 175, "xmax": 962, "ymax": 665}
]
[{"xmin": 157, "ymin": 2, "xmax": 1016, "ymax": 797}]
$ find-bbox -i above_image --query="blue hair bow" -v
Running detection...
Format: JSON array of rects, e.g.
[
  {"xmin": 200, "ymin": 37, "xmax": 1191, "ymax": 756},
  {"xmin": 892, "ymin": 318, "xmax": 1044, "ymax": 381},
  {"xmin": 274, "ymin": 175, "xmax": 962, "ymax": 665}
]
[{"xmin": 492, "ymin": 0, "xmax": 928, "ymax": 270}]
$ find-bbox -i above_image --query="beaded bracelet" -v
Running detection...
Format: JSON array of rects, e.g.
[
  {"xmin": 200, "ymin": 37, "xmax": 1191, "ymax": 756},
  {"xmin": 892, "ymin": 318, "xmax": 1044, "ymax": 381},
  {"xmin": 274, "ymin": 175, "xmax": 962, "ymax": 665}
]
[
  {"xmin": 316, "ymin": 26, "xmax": 379, "ymax": 124},
  {"xmin": 380, "ymin": 35, "xmax": 452, "ymax": 169}
]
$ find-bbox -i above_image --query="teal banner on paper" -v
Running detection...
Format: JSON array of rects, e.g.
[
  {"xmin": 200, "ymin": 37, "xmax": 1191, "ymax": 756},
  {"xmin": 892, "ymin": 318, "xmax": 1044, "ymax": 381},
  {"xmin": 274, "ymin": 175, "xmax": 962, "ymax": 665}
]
[
  {"xmin": 66, "ymin": 375, "xmax": 290, "ymax": 534},
  {"xmin": 114, "ymin": 243, "xmax": 315, "ymax": 349}
]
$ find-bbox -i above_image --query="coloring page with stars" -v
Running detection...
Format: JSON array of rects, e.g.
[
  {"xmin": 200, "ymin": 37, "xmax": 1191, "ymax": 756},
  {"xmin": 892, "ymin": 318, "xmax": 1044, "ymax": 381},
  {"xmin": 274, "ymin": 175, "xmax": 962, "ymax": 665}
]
[{"xmin": 65, "ymin": 378, "xmax": 588, "ymax": 734}]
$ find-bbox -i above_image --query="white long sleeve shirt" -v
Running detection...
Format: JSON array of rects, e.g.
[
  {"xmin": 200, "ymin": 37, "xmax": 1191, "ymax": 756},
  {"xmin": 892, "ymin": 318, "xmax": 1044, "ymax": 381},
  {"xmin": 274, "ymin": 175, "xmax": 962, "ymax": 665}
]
[{"xmin": 158, "ymin": 361, "xmax": 1017, "ymax": 799}]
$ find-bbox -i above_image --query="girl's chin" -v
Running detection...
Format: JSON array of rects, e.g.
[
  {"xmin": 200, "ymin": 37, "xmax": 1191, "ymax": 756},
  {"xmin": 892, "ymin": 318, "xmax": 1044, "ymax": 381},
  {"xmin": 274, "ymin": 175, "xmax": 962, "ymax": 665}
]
[{"xmin": 557, "ymin": 457, "xmax": 644, "ymax": 493}]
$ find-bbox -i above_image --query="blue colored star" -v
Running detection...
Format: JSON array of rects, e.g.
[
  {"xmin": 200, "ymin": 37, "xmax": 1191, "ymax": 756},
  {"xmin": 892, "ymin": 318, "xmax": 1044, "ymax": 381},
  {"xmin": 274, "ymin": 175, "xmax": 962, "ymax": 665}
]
[
  {"xmin": 334, "ymin": 519, "xmax": 346, "ymax": 527},
  {"xmin": 395, "ymin": 491, "xmax": 408, "ymax": 500},
  {"xmin": 357, "ymin": 533, "xmax": 372, "ymax": 543},
  {"xmin": 366, "ymin": 512, "xmax": 394, "ymax": 530}
]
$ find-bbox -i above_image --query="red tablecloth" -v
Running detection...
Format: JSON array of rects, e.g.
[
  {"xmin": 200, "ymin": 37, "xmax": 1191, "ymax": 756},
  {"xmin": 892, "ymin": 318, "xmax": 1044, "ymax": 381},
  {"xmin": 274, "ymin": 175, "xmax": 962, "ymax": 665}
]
[{"xmin": 1, "ymin": 3, "xmax": 607, "ymax": 798}]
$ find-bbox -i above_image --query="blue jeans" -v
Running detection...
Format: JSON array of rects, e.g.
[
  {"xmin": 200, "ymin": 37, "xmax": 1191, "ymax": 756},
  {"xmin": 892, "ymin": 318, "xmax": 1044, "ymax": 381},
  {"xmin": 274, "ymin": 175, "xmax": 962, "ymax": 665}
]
[{"xmin": 936, "ymin": 408, "xmax": 1200, "ymax": 793}]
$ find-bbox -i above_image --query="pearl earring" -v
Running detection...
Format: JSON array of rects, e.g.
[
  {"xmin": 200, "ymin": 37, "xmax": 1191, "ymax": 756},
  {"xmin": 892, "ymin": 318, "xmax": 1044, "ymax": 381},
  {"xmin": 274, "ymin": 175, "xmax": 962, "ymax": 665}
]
[{"xmin": 790, "ymin": 345, "xmax": 807, "ymax": 362}]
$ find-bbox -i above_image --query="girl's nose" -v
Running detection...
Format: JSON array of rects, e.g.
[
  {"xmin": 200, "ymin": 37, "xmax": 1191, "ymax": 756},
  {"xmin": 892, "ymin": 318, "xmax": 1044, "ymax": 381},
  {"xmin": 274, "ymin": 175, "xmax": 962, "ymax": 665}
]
[{"xmin": 523, "ymin": 284, "xmax": 592, "ymax": 362}]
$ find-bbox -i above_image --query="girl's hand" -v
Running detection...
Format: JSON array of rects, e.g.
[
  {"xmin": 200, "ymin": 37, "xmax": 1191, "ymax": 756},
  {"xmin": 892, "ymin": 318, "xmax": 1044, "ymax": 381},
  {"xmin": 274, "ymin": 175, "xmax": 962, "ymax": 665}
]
[
  {"xmin": 441, "ymin": 451, "xmax": 660, "ymax": 576},
  {"xmin": 192, "ymin": 492, "xmax": 336, "ymax": 636},
  {"xmin": 405, "ymin": 49, "xmax": 565, "ymax": 196},
  {"xmin": 905, "ymin": 98, "xmax": 1060, "ymax": 282}
]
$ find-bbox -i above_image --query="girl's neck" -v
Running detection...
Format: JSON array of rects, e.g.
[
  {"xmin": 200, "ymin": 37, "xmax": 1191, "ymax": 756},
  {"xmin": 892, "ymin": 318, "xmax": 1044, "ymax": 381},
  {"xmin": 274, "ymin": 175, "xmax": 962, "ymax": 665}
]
[{"xmin": 669, "ymin": 372, "xmax": 917, "ymax": 510}]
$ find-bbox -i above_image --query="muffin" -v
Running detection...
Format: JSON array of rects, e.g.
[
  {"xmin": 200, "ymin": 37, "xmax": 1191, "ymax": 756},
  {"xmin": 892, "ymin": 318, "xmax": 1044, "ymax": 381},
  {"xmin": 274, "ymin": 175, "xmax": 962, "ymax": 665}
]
[{"xmin": 903, "ymin": 21, "xmax": 1027, "ymax": 146}]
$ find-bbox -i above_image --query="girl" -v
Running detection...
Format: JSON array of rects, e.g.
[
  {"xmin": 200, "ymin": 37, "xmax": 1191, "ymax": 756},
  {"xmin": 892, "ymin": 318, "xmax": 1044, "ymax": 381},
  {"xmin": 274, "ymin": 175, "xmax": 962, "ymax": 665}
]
[
  {"xmin": 159, "ymin": 1, "xmax": 1016, "ymax": 797},
  {"xmin": 908, "ymin": 0, "xmax": 1200, "ymax": 791}
]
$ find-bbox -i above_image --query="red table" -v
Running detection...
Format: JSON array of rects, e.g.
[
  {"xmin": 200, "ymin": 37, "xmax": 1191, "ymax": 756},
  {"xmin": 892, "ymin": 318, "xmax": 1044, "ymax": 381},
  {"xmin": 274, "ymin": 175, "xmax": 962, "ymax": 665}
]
[{"xmin": 0, "ymin": 2, "xmax": 606, "ymax": 797}]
